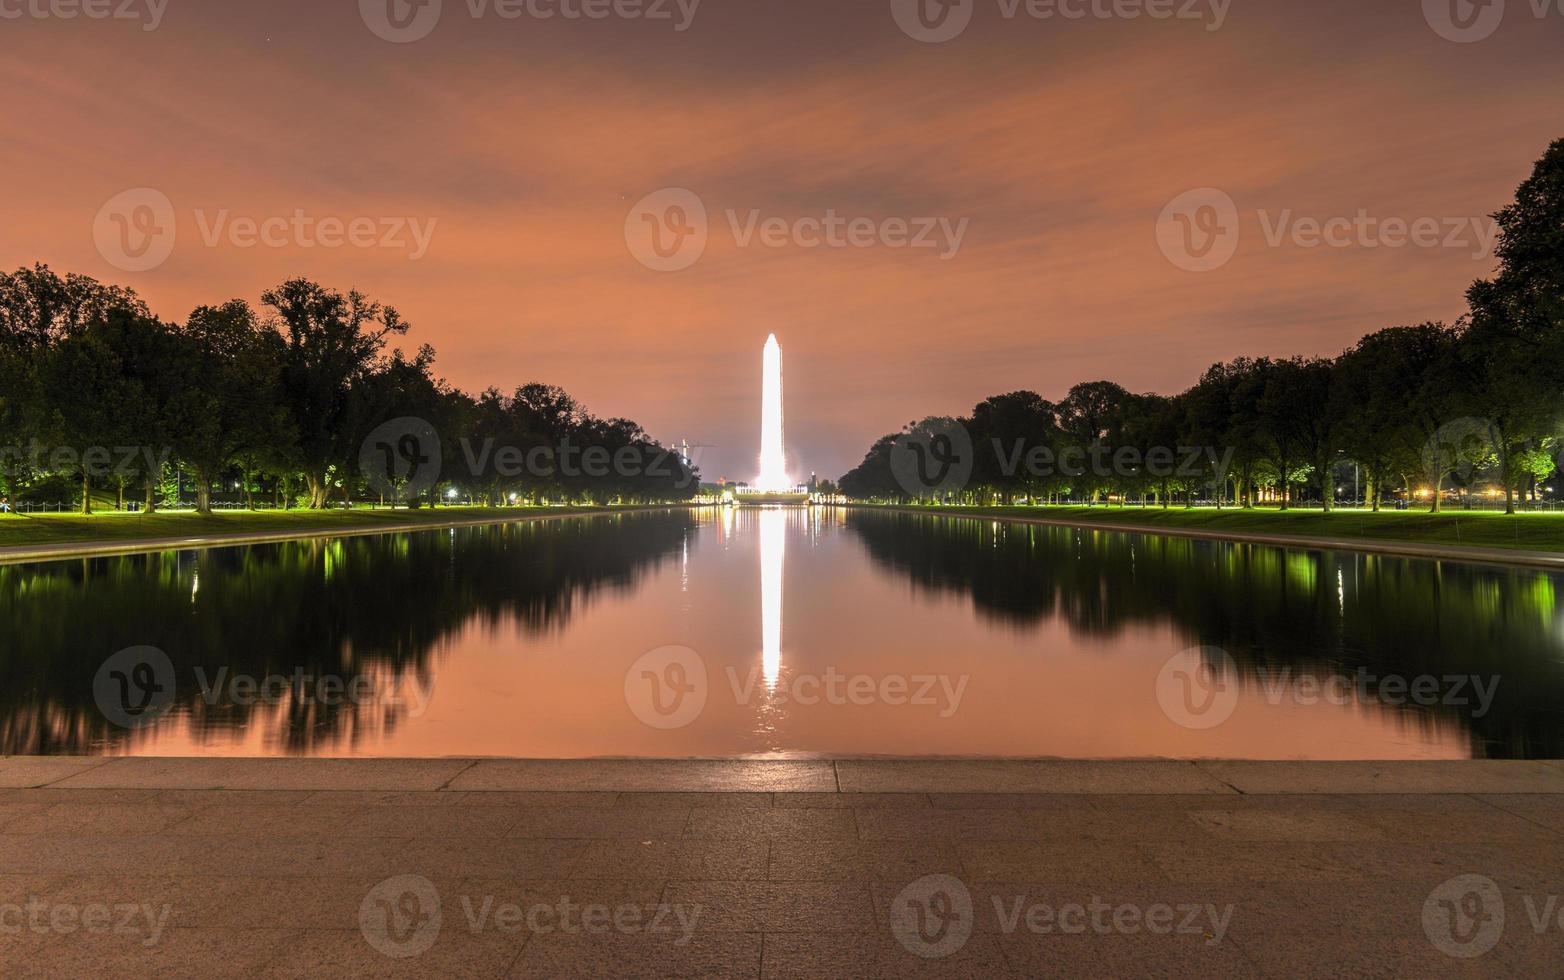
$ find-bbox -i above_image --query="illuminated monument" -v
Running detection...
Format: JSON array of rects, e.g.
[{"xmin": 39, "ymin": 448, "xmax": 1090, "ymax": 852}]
[{"xmin": 743, "ymin": 334, "xmax": 808, "ymax": 504}]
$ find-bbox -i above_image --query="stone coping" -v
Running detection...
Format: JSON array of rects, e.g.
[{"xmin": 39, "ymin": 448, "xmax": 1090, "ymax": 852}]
[
  {"xmin": 7, "ymin": 757, "xmax": 1564, "ymax": 794},
  {"xmin": 0, "ymin": 505, "xmax": 690, "ymax": 565},
  {"xmin": 859, "ymin": 505, "xmax": 1564, "ymax": 570}
]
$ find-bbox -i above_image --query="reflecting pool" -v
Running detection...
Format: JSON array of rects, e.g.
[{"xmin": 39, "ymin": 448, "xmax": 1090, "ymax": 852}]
[{"xmin": 3, "ymin": 507, "xmax": 1562, "ymax": 758}]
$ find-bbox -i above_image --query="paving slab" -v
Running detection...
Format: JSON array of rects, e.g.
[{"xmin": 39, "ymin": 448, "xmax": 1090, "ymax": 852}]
[
  {"xmin": 0, "ymin": 769, "xmax": 1560, "ymax": 977},
  {"xmin": 449, "ymin": 759, "xmax": 836, "ymax": 793},
  {"xmin": 47, "ymin": 757, "xmax": 474, "ymax": 792},
  {"xmin": 1200, "ymin": 760, "xmax": 1564, "ymax": 795},
  {"xmin": 836, "ymin": 760, "xmax": 1236, "ymax": 794}
]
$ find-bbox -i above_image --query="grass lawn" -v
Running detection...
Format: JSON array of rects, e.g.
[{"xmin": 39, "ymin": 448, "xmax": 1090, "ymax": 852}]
[
  {"xmin": 0, "ymin": 505, "xmax": 639, "ymax": 549},
  {"xmin": 862, "ymin": 504, "xmax": 1564, "ymax": 553}
]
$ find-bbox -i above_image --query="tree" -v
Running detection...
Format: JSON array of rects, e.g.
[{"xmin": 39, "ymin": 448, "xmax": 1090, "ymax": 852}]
[
  {"xmin": 968, "ymin": 391, "xmax": 1057, "ymax": 504},
  {"xmin": 1056, "ymin": 381, "xmax": 1130, "ymax": 504},
  {"xmin": 1259, "ymin": 357, "xmax": 1339, "ymax": 510},
  {"xmin": 166, "ymin": 300, "xmax": 290, "ymax": 515},
  {"xmin": 36, "ymin": 307, "xmax": 147, "ymax": 513},
  {"xmin": 1334, "ymin": 333, "xmax": 1421, "ymax": 512},
  {"xmin": 1464, "ymin": 138, "xmax": 1564, "ymax": 514},
  {"xmin": 262, "ymin": 280, "xmax": 409, "ymax": 508}
]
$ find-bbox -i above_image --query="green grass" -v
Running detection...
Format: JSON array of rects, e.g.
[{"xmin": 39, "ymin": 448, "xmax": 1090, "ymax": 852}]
[
  {"xmin": 0, "ymin": 505, "xmax": 642, "ymax": 549},
  {"xmin": 860, "ymin": 503, "xmax": 1564, "ymax": 553}
]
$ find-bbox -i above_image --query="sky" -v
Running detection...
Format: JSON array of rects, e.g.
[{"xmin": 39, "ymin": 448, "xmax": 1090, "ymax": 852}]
[{"xmin": 2, "ymin": 0, "xmax": 1561, "ymax": 482}]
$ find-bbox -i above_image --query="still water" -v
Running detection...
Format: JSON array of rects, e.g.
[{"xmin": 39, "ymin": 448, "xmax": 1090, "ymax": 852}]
[{"xmin": 3, "ymin": 507, "xmax": 1561, "ymax": 759}]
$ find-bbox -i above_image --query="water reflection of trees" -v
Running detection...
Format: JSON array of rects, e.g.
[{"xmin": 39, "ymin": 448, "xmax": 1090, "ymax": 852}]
[
  {"xmin": 847, "ymin": 511, "xmax": 1564, "ymax": 758},
  {"xmin": 0, "ymin": 512, "xmax": 692, "ymax": 755}
]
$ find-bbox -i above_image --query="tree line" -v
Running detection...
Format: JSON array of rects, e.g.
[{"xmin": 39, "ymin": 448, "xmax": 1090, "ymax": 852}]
[
  {"xmin": 0, "ymin": 273, "xmax": 698, "ymax": 514},
  {"xmin": 841, "ymin": 138, "xmax": 1564, "ymax": 515}
]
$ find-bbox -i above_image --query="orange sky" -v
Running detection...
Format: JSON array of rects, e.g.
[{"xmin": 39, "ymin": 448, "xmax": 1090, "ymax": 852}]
[{"xmin": 2, "ymin": 0, "xmax": 1561, "ymax": 480}]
